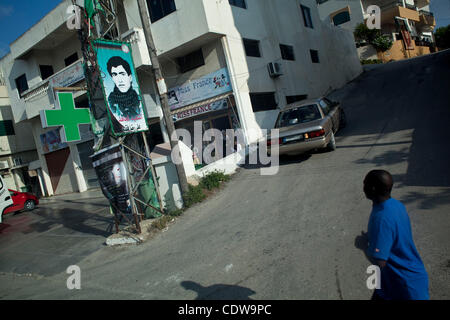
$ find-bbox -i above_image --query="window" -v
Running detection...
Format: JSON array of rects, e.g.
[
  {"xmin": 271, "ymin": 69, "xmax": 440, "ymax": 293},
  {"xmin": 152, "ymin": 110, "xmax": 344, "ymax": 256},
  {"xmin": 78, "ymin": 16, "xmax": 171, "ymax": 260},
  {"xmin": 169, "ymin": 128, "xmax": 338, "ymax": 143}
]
[
  {"xmin": 0, "ymin": 120, "xmax": 15, "ymax": 136},
  {"xmin": 250, "ymin": 92, "xmax": 277, "ymax": 112},
  {"xmin": 280, "ymin": 44, "xmax": 295, "ymax": 61},
  {"xmin": 276, "ymin": 105, "xmax": 322, "ymax": 128},
  {"xmin": 319, "ymin": 99, "xmax": 331, "ymax": 115},
  {"xmin": 301, "ymin": 5, "xmax": 313, "ymax": 28},
  {"xmin": 39, "ymin": 65, "xmax": 54, "ymax": 80},
  {"xmin": 147, "ymin": 0, "xmax": 176, "ymax": 23},
  {"xmin": 286, "ymin": 95, "xmax": 308, "ymax": 104},
  {"xmin": 310, "ymin": 50, "xmax": 320, "ymax": 63},
  {"xmin": 333, "ymin": 11, "xmax": 351, "ymax": 26},
  {"xmin": 64, "ymin": 53, "xmax": 78, "ymax": 67},
  {"xmin": 316, "ymin": 0, "xmax": 329, "ymax": 4},
  {"xmin": 243, "ymin": 39, "xmax": 261, "ymax": 57},
  {"xmin": 229, "ymin": 0, "xmax": 246, "ymax": 9},
  {"xmin": 177, "ymin": 49, "xmax": 205, "ymax": 73},
  {"xmin": 15, "ymin": 74, "xmax": 29, "ymax": 97}
]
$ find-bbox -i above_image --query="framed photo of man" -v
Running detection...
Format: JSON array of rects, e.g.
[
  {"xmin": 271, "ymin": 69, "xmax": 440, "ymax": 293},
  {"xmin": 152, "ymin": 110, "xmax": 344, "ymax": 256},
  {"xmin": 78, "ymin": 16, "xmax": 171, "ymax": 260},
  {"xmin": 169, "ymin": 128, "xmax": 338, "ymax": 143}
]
[{"xmin": 94, "ymin": 39, "xmax": 148, "ymax": 136}]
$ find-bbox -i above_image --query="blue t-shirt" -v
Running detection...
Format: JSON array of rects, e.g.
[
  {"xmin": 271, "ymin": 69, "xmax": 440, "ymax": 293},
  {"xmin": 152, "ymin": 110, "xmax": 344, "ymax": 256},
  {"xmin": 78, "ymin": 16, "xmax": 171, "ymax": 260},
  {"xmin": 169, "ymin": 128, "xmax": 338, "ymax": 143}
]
[{"xmin": 367, "ymin": 198, "xmax": 429, "ymax": 300}]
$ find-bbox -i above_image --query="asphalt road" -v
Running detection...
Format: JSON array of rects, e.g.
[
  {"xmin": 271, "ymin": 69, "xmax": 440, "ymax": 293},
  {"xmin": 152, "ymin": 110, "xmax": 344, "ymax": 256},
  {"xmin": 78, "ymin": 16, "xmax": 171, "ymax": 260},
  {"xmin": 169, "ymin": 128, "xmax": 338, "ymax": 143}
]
[{"xmin": 1, "ymin": 49, "xmax": 449, "ymax": 300}]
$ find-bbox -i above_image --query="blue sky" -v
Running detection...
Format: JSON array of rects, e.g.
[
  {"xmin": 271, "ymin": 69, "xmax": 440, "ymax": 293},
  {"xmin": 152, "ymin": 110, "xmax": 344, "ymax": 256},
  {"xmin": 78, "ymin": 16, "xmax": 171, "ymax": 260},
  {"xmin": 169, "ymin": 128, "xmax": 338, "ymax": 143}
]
[{"xmin": 0, "ymin": 0, "xmax": 450, "ymax": 59}]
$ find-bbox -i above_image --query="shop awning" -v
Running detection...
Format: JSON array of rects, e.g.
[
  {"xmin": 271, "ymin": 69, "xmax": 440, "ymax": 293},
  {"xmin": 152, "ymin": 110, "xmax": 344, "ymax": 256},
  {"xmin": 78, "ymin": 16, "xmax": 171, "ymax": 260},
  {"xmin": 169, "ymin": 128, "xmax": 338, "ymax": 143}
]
[{"xmin": 170, "ymin": 93, "xmax": 233, "ymax": 115}]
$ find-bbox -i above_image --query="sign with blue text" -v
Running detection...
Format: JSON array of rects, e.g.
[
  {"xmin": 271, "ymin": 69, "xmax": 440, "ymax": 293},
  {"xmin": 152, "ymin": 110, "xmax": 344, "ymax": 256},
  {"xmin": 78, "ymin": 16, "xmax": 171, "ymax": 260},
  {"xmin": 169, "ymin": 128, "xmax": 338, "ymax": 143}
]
[{"xmin": 168, "ymin": 68, "xmax": 232, "ymax": 111}]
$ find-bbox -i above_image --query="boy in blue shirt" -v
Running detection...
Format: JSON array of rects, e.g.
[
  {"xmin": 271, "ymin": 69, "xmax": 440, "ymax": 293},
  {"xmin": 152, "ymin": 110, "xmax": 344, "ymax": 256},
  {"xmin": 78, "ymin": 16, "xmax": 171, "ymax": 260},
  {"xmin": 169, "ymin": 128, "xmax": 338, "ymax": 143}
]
[{"xmin": 361, "ymin": 170, "xmax": 429, "ymax": 300}]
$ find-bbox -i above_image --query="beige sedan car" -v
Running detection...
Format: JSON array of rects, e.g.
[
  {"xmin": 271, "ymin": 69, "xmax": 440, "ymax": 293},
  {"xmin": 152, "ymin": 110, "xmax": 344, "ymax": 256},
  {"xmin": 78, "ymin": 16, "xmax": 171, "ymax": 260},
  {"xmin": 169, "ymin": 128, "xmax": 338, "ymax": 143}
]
[{"xmin": 268, "ymin": 97, "xmax": 346, "ymax": 156}]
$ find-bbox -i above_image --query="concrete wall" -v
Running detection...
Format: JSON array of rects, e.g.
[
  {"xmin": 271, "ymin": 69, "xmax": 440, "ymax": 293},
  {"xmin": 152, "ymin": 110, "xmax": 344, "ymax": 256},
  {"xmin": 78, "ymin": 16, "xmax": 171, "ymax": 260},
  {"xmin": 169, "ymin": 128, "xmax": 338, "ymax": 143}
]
[
  {"xmin": 136, "ymin": 0, "xmax": 361, "ymax": 139},
  {"xmin": 316, "ymin": 0, "xmax": 365, "ymax": 32}
]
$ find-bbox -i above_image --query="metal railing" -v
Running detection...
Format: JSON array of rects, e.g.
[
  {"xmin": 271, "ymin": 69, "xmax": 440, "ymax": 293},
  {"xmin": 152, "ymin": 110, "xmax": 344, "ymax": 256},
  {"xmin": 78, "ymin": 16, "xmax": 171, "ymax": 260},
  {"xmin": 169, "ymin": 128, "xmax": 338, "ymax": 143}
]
[
  {"xmin": 419, "ymin": 10, "xmax": 434, "ymax": 17},
  {"xmin": 380, "ymin": 0, "xmax": 417, "ymax": 11}
]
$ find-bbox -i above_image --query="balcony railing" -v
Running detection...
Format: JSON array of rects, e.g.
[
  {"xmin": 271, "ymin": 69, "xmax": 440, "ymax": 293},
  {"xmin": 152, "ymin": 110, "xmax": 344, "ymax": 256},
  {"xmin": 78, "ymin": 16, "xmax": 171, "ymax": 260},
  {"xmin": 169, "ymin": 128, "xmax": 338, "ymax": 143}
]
[
  {"xmin": 419, "ymin": 10, "xmax": 434, "ymax": 17},
  {"xmin": 380, "ymin": 1, "xmax": 417, "ymax": 11},
  {"xmin": 21, "ymin": 59, "xmax": 84, "ymax": 102}
]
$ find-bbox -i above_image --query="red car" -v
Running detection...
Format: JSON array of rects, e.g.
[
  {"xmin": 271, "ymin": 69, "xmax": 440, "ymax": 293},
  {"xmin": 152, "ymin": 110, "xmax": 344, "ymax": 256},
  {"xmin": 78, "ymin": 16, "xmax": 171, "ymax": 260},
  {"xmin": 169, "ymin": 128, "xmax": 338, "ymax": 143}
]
[{"xmin": 3, "ymin": 189, "xmax": 39, "ymax": 215}]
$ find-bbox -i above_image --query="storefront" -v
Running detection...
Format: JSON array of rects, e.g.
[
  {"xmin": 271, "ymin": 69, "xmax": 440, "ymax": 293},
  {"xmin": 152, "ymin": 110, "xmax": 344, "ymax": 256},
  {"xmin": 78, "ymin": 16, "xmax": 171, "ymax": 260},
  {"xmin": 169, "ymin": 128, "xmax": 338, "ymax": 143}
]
[{"xmin": 168, "ymin": 68, "xmax": 242, "ymax": 168}]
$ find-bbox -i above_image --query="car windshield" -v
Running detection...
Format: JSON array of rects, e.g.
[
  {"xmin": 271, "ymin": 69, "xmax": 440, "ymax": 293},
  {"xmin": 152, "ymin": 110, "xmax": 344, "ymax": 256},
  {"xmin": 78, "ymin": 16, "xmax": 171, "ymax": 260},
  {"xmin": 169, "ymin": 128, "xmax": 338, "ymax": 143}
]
[{"xmin": 276, "ymin": 104, "xmax": 322, "ymax": 128}]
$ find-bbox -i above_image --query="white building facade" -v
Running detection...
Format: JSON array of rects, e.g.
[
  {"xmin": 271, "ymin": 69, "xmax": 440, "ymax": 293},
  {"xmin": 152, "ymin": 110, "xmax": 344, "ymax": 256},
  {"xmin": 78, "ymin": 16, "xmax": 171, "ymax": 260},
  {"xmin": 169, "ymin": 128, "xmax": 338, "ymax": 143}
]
[{"xmin": 0, "ymin": 0, "xmax": 362, "ymax": 195}]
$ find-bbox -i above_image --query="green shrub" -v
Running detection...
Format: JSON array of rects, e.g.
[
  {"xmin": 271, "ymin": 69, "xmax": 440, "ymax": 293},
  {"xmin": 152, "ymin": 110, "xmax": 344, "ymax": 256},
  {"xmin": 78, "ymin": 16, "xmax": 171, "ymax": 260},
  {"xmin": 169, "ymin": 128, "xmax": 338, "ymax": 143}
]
[
  {"xmin": 183, "ymin": 184, "xmax": 206, "ymax": 208},
  {"xmin": 199, "ymin": 171, "xmax": 230, "ymax": 190},
  {"xmin": 371, "ymin": 35, "xmax": 393, "ymax": 52}
]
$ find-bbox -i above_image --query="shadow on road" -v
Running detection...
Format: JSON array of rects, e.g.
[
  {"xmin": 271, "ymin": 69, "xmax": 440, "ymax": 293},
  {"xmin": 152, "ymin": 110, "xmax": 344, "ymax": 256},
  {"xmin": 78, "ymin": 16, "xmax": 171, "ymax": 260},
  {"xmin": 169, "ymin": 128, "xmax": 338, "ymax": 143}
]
[
  {"xmin": 181, "ymin": 280, "xmax": 256, "ymax": 300},
  {"xmin": 328, "ymin": 50, "xmax": 450, "ymax": 210}
]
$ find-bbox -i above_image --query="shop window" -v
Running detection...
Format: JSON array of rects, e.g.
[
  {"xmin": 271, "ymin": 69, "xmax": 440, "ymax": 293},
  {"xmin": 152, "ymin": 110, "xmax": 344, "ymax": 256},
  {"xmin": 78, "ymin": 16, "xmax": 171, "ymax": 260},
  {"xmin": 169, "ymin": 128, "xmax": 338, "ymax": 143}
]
[
  {"xmin": 286, "ymin": 94, "xmax": 308, "ymax": 104},
  {"xmin": 250, "ymin": 92, "xmax": 277, "ymax": 112},
  {"xmin": 229, "ymin": 0, "xmax": 246, "ymax": 9},
  {"xmin": 15, "ymin": 74, "xmax": 29, "ymax": 97},
  {"xmin": 333, "ymin": 11, "xmax": 351, "ymax": 26},
  {"xmin": 243, "ymin": 39, "xmax": 261, "ymax": 58},
  {"xmin": 280, "ymin": 44, "xmax": 295, "ymax": 61},
  {"xmin": 310, "ymin": 50, "xmax": 320, "ymax": 63},
  {"xmin": 0, "ymin": 120, "xmax": 15, "ymax": 136},
  {"xmin": 177, "ymin": 49, "xmax": 205, "ymax": 73},
  {"xmin": 147, "ymin": 0, "xmax": 176, "ymax": 23},
  {"xmin": 39, "ymin": 65, "xmax": 54, "ymax": 80},
  {"xmin": 64, "ymin": 53, "xmax": 78, "ymax": 67},
  {"xmin": 301, "ymin": 5, "xmax": 314, "ymax": 29}
]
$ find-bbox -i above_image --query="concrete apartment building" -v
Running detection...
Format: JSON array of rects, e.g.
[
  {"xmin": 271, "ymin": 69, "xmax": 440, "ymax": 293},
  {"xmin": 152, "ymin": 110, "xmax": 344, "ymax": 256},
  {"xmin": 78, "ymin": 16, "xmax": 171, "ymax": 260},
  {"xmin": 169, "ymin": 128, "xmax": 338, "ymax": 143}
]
[
  {"xmin": 0, "ymin": 72, "xmax": 39, "ymax": 195},
  {"xmin": 316, "ymin": 0, "xmax": 436, "ymax": 61},
  {"xmin": 0, "ymin": 0, "xmax": 362, "ymax": 196}
]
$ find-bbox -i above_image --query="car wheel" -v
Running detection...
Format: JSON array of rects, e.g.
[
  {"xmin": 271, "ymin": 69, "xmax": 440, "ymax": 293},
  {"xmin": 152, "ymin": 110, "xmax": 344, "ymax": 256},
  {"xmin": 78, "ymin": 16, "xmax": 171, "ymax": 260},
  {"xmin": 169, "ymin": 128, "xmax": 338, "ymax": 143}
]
[
  {"xmin": 24, "ymin": 200, "xmax": 36, "ymax": 211},
  {"xmin": 339, "ymin": 109, "xmax": 347, "ymax": 129},
  {"xmin": 327, "ymin": 132, "xmax": 336, "ymax": 152}
]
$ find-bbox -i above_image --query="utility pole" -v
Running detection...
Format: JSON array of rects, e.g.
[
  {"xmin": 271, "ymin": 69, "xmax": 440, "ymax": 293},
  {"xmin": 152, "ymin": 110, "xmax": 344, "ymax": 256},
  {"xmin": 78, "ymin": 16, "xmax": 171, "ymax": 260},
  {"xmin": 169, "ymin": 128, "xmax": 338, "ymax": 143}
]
[{"xmin": 136, "ymin": 0, "xmax": 190, "ymax": 195}]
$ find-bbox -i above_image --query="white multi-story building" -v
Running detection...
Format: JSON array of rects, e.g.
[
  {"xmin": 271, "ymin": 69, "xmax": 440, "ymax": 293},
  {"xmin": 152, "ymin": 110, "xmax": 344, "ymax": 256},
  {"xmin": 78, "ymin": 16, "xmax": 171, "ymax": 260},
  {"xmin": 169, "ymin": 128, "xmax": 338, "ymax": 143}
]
[
  {"xmin": 0, "ymin": 73, "xmax": 39, "ymax": 195},
  {"xmin": 316, "ymin": 0, "xmax": 436, "ymax": 61},
  {"xmin": 0, "ymin": 0, "xmax": 362, "ymax": 195}
]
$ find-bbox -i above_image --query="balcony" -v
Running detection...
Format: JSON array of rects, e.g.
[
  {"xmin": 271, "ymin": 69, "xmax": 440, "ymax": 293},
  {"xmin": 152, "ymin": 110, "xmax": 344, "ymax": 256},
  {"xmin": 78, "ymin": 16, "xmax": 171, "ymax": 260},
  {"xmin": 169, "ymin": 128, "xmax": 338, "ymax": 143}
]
[
  {"xmin": 417, "ymin": 10, "xmax": 436, "ymax": 31},
  {"xmin": 21, "ymin": 59, "xmax": 85, "ymax": 120},
  {"xmin": 121, "ymin": 28, "xmax": 152, "ymax": 69},
  {"xmin": 380, "ymin": 1, "xmax": 420, "ymax": 24}
]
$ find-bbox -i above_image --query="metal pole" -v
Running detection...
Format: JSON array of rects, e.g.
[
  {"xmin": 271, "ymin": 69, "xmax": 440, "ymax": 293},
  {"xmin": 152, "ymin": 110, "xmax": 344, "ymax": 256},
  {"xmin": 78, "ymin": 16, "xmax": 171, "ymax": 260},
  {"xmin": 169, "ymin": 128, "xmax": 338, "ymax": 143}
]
[
  {"xmin": 120, "ymin": 142, "xmax": 141, "ymax": 234},
  {"xmin": 136, "ymin": 0, "xmax": 190, "ymax": 195},
  {"xmin": 142, "ymin": 131, "xmax": 164, "ymax": 211}
]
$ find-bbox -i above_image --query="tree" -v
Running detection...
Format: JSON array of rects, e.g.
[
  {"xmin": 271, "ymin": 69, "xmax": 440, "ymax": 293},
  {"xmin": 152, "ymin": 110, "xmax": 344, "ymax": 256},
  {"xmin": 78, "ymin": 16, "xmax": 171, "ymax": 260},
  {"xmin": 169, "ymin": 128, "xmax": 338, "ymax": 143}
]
[
  {"xmin": 354, "ymin": 23, "xmax": 393, "ymax": 52},
  {"xmin": 354, "ymin": 23, "xmax": 381, "ymax": 44},
  {"xmin": 371, "ymin": 35, "xmax": 393, "ymax": 52},
  {"xmin": 434, "ymin": 25, "xmax": 450, "ymax": 49}
]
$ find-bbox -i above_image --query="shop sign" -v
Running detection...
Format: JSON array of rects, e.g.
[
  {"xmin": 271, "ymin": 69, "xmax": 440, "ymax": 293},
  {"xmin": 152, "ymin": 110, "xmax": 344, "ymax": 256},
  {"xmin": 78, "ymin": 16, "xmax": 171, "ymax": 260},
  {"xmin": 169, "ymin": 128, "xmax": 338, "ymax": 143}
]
[
  {"xmin": 172, "ymin": 98, "xmax": 229, "ymax": 122},
  {"xmin": 168, "ymin": 68, "xmax": 232, "ymax": 111},
  {"xmin": 40, "ymin": 128, "xmax": 68, "ymax": 154}
]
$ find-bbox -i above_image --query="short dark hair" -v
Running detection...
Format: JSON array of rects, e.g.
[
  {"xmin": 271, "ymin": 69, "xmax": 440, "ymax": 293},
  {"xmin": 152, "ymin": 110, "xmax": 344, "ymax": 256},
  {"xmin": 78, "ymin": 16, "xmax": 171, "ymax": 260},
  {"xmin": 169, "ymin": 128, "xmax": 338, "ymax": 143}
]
[
  {"xmin": 364, "ymin": 170, "xmax": 393, "ymax": 198},
  {"xmin": 107, "ymin": 56, "xmax": 131, "ymax": 76}
]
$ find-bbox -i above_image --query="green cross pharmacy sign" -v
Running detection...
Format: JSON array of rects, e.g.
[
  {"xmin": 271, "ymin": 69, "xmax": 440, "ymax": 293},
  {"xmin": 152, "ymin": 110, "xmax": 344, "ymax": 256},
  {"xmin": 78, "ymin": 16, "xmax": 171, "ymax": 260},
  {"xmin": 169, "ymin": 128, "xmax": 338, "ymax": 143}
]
[{"xmin": 40, "ymin": 92, "xmax": 91, "ymax": 142}]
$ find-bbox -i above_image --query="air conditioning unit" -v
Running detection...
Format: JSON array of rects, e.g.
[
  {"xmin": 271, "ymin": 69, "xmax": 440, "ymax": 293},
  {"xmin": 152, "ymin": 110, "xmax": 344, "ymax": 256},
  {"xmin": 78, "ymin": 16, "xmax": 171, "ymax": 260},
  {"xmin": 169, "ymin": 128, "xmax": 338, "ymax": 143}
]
[
  {"xmin": 0, "ymin": 160, "xmax": 9, "ymax": 169},
  {"xmin": 268, "ymin": 62, "xmax": 283, "ymax": 77}
]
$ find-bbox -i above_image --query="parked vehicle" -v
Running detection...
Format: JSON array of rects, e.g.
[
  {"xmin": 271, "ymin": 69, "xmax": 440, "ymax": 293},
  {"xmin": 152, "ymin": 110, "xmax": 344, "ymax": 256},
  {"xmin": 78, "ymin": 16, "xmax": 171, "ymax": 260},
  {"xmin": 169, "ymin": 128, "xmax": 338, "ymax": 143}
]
[
  {"xmin": 268, "ymin": 97, "xmax": 346, "ymax": 156},
  {"xmin": 2, "ymin": 189, "xmax": 39, "ymax": 217}
]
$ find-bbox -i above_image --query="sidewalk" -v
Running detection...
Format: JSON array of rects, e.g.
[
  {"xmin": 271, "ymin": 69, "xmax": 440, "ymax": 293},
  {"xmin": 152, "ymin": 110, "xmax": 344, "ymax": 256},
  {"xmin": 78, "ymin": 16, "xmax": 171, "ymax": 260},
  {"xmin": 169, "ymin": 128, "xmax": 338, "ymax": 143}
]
[{"xmin": 39, "ymin": 188, "xmax": 106, "ymax": 204}]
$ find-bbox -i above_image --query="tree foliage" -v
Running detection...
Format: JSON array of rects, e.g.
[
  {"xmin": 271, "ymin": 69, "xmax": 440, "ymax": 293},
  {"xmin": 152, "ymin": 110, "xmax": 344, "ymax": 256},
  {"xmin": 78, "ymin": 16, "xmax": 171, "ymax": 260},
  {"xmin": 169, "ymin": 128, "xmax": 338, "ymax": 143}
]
[
  {"xmin": 434, "ymin": 25, "xmax": 450, "ymax": 49},
  {"xmin": 354, "ymin": 23, "xmax": 393, "ymax": 52}
]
